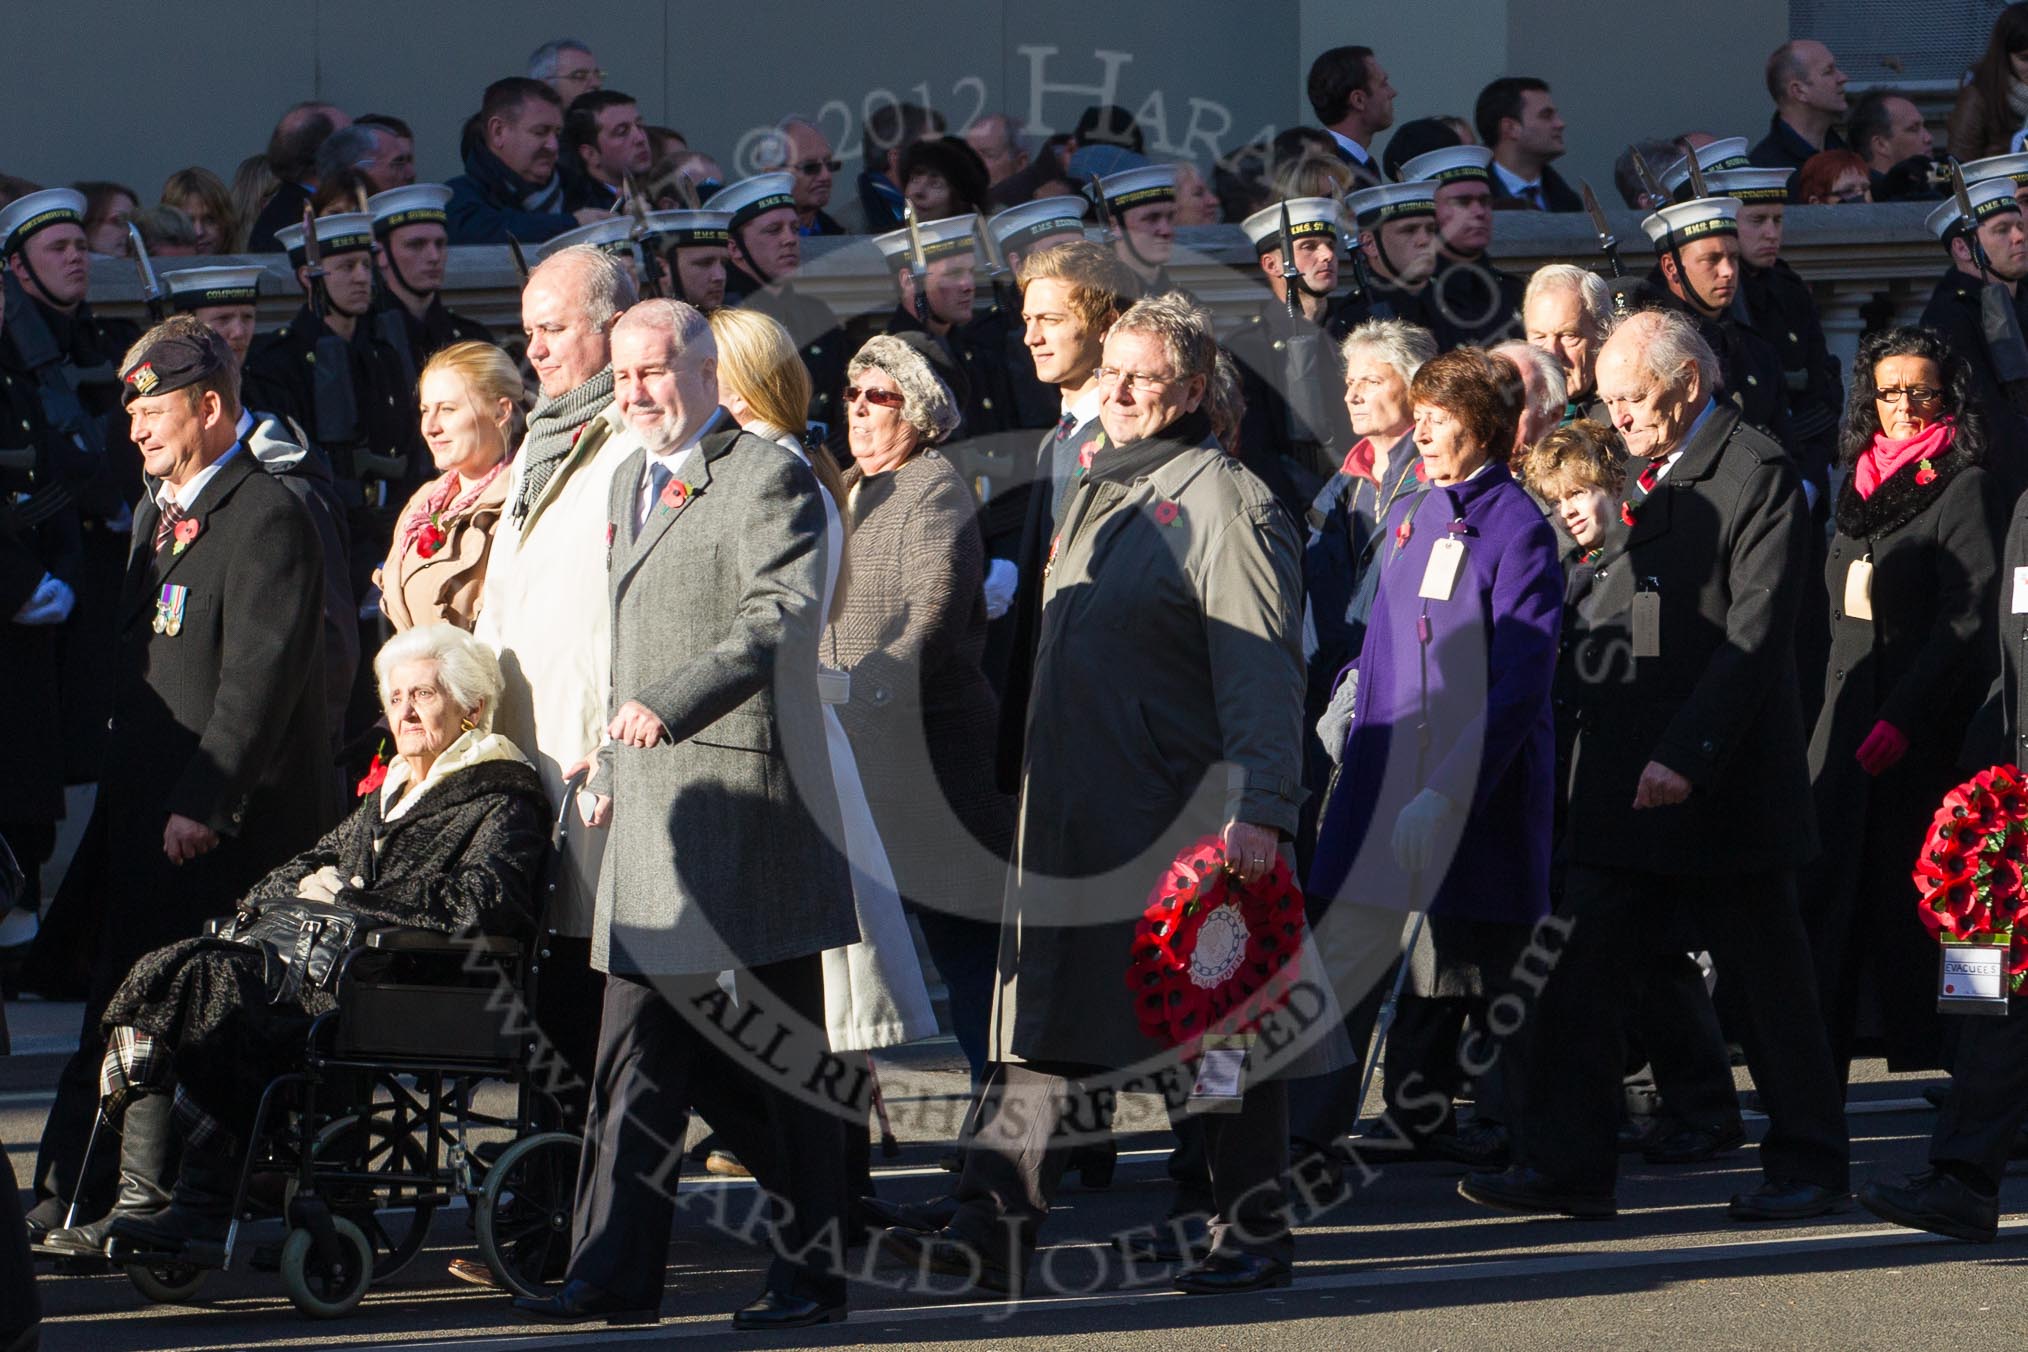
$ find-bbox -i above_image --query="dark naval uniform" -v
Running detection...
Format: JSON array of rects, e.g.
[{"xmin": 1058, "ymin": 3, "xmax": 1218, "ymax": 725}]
[
  {"xmin": 1921, "ymin": 267, "xmax": 2028, "ymax": 508},
  {"xmin": 372, "ymin": 292, "xmax": 494, "ymax": 377},
  {"xmin": 724, "ymin": 261, "xmax": 848, "ymax": 455},
  {"xmin": 1426, "ymin": 253, "xmax": 1524, "ymax": 349},
  {"xmin": 1225, "ymin": 296, "xmax": 1357, "ymax": 521}
]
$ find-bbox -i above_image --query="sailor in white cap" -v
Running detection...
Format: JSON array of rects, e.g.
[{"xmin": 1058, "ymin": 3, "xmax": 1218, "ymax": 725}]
[
  {"xmin": 1964, "ymin": 150, "xmax": 2028, "ymax": 214},
  {"xmin": 640, "ymin": 209, "xmax": 731, "ymax": 311},
  {"xmin": 706, "ymin": 173, "xmax": 847, "ymax": 447},
  {"xmin": 0, "ymin": 189, "xmax": 96, "ymax": 319},
  {"xmin": 538, "ymin": 216, "xmax": 647, "ymax": 294},
  {"xmin": 1088, "ymin": 164, "xmax": 1179, "ymax": 293},
  {"xmin": 161, "ymin": 265, "xmax": 265, "ymax": 367},
  {"xmin": 1659, "ymin": 137, "xmax": 1753, "ymax": 202},
  {"xmin": 1344, "ymin": 181, "xmax": 1441, "ymax": 318},
  {"xmin": 873, "ymin": 214, "xmax": 979, "ymax": 339},
  {"xmin": 1224, "ymin": 197, "xmax": 1356, "ymax": 518},
  {"xmin": 1396, "ymin": 145, "xmax": 1522, "ymax": 347},
  {"xmin": 973, "ymin": 197, "xmax": 1090, "ymax": 432},
  {"xmin": 1637, "ymin": 195, "xmax": 1789, "ymax": 441},
  {"xmin": 1919, "ymin": 176, "xmax": 2028, "ymax": 429},
  {"xmin": 986, "ymin": 196, "xmax": 1089, "ymax": 278},
  {"xmin": 367, "ymin": 183, "xmax": 492, "ymax": 366}
]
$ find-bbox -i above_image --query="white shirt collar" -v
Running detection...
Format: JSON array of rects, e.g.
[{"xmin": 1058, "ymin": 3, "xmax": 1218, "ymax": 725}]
[
  {"xmin": 1326, "ymin": 128, "xmax": 1372, "ymax": 165},
  {"xmin": 158, "ymin": 442, "xmax": 242, "ymax": 512},
  {"xmin": 1490, "ymin": 160, "xmax": 1539, "ymax": 196},
  {"xmin": 635, "ymin": 407, "xmax": 722, "ymax": 515},
  {"xmin": 1062, "ymin": 382, "xmax": 1104, "ymax": 431}
]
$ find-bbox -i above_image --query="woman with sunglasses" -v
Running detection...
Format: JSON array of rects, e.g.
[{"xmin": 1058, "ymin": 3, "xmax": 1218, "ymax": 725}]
[
  {"xmin": 1803, "ymin": 326, "xmax": 2004, "ymax": 1090},
  {"xmin": 824, "ymin": 335, "xmax": 1013, "ymax": 1089}
]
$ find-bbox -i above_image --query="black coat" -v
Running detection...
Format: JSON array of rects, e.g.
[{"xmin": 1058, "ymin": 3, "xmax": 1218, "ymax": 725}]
[
  {"xmin": 1561, "ymin": 403, "xmax": 1817, "ymax": 874},
  {"xmin": 1638, "ymin": 274, "xmax": 1790, "ymax": 448},
  {"xmin": 1225, "ymin": 297, "xmax": 1356, "ymax": 521},
  {"xmin": 1489, "ymin": 163, "xmax": 1582, "ymax": 212},
  {"xmin": 40, "ymin": 451, "xmax": 335, "ymax": 1000},
  {"xmin": 0, "ymin": 358, "xmax": 72, "ymax": 825},
  {"xmin": 1426, "ymin": 253, "xmax": 1523, "ymax": 350},
  {"xmin": 724, "ymin": 265, "xmax": 848, "ymax": 454},
  {"xmin": 1745, "ymin": 260, "xmax": 1842, "ymax": 496},
  {"xmin": 1805, "ymin": 446, "xmax": 2002, "ymax": 1069},
  {"xmin": 1920, "ymin": 267, "xmax": 2028, "ymax": 509},
  {"xmin": 101, "ymin": 755, "xmax": 549, "ymax": 1135}
]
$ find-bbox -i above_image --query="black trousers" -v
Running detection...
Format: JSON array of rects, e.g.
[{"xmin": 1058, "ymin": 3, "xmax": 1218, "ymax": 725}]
[
  {"xmin": 1630, "ymin": 950, "xmax": 1740, "ymax": 1132},
  {"xmin": 532, "ymin": 933, "xmax": 603, "ymax": 1134},
  {"xmin": 1520, "ymin": 866, "xmax": 1848, "ymax": 1193},
  {"xmin": 565, "ymin": 958, "xmax": 847, "ymax": 1310},
  {"xmin": 949, "ymin": 1061, "xmax": 1291, "ymax": 1272},
  {"xmin": 1931, "ymin": 1002, "xmax": 2028, "ymax": 1192},
  {"xmin": 0, "ymin": 1121, "xmax": 38, "ymax": 1338}
]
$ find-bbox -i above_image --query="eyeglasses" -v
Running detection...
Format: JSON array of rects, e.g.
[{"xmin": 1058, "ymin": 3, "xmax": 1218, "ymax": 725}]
[
  {"xmin": 561, "ymin": 67, "xmax": 605, "ymax": 82},
  {"xmin": 843, "ymin": 384, "xmax": 906, "ymax": 408},
  {"xmin": 1094, "ymin": 367, "xmax": 1177, "ymax": 393},
  {"xmin": 795, "ymin": 158, "xmax": 843, "ymax": 176},
  {"xmin": 1876, "ymin": 385, "xmax": 1942, "ymax": 405}
]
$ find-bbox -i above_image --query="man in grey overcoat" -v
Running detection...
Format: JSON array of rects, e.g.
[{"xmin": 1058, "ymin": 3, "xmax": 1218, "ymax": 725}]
[{"xmin": 513, "ymin": 299, "xmax": 860, "ymax": 1332}]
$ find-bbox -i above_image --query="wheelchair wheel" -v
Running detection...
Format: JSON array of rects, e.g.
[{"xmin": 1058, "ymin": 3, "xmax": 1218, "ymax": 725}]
[
  {"xmin": 279, "ymin": 1215, "xmax": 373, "ymax": 1318},
  {"xmin": 126, "ymin": 1260, "xmax": 207, "ymax": 1303},
  {"xmin": 307, "ymin": 1104, "xmax": 437, "ymax": 1282},
  {"xmin": 475, "ymin": 1131, "xmax": 581, "ymax": 1299}
]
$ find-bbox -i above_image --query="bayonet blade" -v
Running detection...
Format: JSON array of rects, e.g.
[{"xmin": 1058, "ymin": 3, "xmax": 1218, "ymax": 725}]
[
  {"xmin": 1629, "ymin": 149, "xmax": 1668, "ymax": 208},
  {"xmin": 1087, "ymin": 174, "xmax": 1116, "ymax": 243},
  {"xmin": 1684, "ymin": 146, "xmax": 1710, "ymax": 202},
  {"xmin": 125, "ymin": 222, "xmax": 164, "ymax": 318},
  {"xmin": 1580, "ymin": 180, "xmax": 1616, "ymax": 252}
]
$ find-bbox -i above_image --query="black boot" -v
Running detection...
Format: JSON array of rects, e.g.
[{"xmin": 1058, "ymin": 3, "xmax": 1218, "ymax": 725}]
[
  {"xmin": 42, "ymin": 1094, "xmax": 176, "ymax": 1257},
  {"xmin": 105, "ymin": 1139, "xmax": 237, "ymax": 1265}
]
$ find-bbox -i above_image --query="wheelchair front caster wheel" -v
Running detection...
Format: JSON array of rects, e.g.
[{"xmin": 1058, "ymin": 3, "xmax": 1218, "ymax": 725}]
[
  {"xmin": 279, "ymin": 1215, "xmax": 373, "ymax": 1318},
  {"xmin": 126, "ymin": 1259, "xmax": 207, "ymax": 1303}
]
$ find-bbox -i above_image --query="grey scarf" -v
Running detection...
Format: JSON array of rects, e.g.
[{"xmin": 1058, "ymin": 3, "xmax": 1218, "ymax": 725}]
[
  {"xmin": 511, "ymin": 367, "xmax": 614, "ymax": 525},
  {"xmin": 2009, "ymin": 78, "xmax": 2028, "ymax": 126}
]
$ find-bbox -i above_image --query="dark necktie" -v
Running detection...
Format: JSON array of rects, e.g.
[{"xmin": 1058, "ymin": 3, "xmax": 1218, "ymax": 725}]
[
  {"xmin": 1054, "ymin": 410, "xmax": 1078, "ymax": 442},
  {"xmin": 637, "ymin": 461, "xmax": 671, "ymax": 537},
  {"xmin": 153, "ymin": 497, "xmax": 186, "ymax": 552},
  {"xmin": 1525, "ymin": 184, "xmax": 1546, "ymax": 210}
]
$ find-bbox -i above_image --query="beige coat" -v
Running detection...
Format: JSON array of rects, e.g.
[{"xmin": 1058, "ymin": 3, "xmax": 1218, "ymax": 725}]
[{"xmin": 378, "ymin": 466, "xmax": 511, "ymax": 631}]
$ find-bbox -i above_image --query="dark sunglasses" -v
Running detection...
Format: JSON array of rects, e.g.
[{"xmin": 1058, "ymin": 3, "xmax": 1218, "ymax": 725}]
[
  {"xmin": 796, "ymin": 158, "xmax": 843, "ymax": 176},
  {"xmin": 844, "ymin": 384, "xmax": 906, "ymax": 408}
]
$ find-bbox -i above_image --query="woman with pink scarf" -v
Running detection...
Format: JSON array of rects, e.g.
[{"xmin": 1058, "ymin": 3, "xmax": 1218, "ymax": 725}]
[
  {"xmin": 1803, "ymin": 326, "xmax": 2008, "ymax": 1089},
  {"xmin": 377, "ymin": 342, "xmax": 523, "ymax": 630}
]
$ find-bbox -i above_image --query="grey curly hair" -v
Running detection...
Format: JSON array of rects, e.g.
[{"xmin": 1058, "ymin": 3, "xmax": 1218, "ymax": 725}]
[
  {"xmin": 374, "ymin": 623, "xmax": 504, "ymax": 731},
  {"xmin": 847, "ymin": 334, "xmax": 961, "ymax": 444}
]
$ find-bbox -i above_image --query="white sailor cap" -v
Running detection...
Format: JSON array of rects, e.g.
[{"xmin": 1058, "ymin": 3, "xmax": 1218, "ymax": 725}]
[
  {"xmin": 873, "ymin": 215, "xmax": 978, "ymax": 268},
  {"xmin": 987, "ymin": 197, "xmax": 1089, "ymax": 254},
  {"xmin": 274, "ymin": 211, "xmax": 376, "ymax": 266},
  {"xmin": 1660, "ymin": 137, "xmax": 1753, "ymax": 199},
  {"xmin": 703, "ymin": 173, "xmax": 798, "ymax": 231},
  {"xmin": 1641, "ymin": 197, "xmax": 1742, "ymax": 248},
  {"xmin": 1396, "ymin": 145, "xmax": 1494, "ymax": 187},
  {"xmin": 644, "ymin": 210, "xmax": 731, "ymax": 247},
  {"xmin": 1702, "ymin": 168, "xmax": 1791, "ymax": 205},
  {"xmin": 1344, "ymin": 181, "xmax": 1438, "ymax": 227},
  {"xmin": 1964, "ymin": 152, "xmax": 2028, "ymax": 188},
  {"xmin": 1927, "ymin": 177, "xmax": 2023, "ymax": 240},
  {"xmin": 539, "ymin": 217, "xmax": 638, "ymax": 260},
  {"xmin": 1240, "ymin": 197, "xmax": 1343, "ymax": 255},
  {"xmin": 0, "ymin": 188, "xmax": 86, "ymax": 256},
  {"xmin": 366, "ymin": 183, "xmax": 453, "ymax": 235},
  {"xmin": 162, "ymin": 265, "xmax": 264, "ymax": 311},
  {"xmin": 1090, "ymin": 165, "xmax": 1177, "ymax": 214}
]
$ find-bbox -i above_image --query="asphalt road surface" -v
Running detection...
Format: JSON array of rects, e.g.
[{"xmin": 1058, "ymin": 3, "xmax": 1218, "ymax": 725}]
[{"xmin": 5, "ymin": 997, "xmax": 2022, "ymax": 1351}]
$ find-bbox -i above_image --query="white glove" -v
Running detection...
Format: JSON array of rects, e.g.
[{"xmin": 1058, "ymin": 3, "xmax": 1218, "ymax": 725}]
[
  {"xmin": 982, "ymin": 557, "xmax": 1018, "ymax": 620},
  {"xmin": 1391, "ymin": 788, "xmax": 1454, "ymax": 875},
  {"xmin": 11, "ymin": 573, "xmax": 75, "ymax": 626},
  {"xmin": 1316, "ymin": 669, "xmax": 1359, "ymax": 765},
  {"xmin": 294, "ymin": 864, "xmax": 347, "ymax": 903}
]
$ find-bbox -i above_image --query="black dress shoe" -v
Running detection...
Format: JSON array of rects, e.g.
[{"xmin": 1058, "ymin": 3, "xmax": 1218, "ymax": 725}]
[
  {"xmin": 880, "ymin": 1226, "xmax": 1014, "ymax": 1294},
  {"xmin": 732, "ymin": 1290, "xmax": 848, "ymax": 1330},
  {"xmin": 1113, "ymin": 1216, "xmax": 1210, "ymax": 1264},
  {"xmin": 1641, "ymin": 1120, "xmax": 1746, "ymax": 1165},
  {"xmin": 1173, "ymin": 1251, "xmax": 1292, "ymax": 1295},
  {"xmin": 512, "ymin": 1279, "xmax": 658, "ymax": 1324},
  {"xmin": 1728, "ymin": 1179, "xmax": 1851, "ymax": 1222},
  {"xmin": 1458, "ymin": 1166, "xmax": 1617, "ymax": 1219},
  {"xmin": 858, "ymin": 1193, "xmax": 956, "ymax": 1233},
  {"xmin": 1858, "ymin": 1170, "xmax": 1998, "ymax": 1243},
  {"xmin": 1428, "ymin": 1121, "xmax": 1511, "ymax": 1169}
]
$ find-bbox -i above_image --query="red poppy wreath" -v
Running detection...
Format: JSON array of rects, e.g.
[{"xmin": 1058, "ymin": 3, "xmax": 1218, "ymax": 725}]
[
  {"xmin": 1126, "ymin": 834, "xmax": 1306, "ymax": 1048},
  {"xmin": 1914, "ymin": 764, "xmax": 2028, "ymax": 993}
]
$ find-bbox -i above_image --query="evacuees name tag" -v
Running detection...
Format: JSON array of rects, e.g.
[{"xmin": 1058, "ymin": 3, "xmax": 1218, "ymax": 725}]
[
  {"xmin": 1844, "ymin": 559, "xmax": 1874, "ymax": 621},
  {"xmin": 1631, "ymin": 591, "xmax": 1661, "ymax": 658},
  {"xmin": 1418, "ymin": 537, "xmax": 1466, "ymax": 601},
  {"xmin": 2014, "ymin": 566, "xmax": 2028, "ymax": 615}
]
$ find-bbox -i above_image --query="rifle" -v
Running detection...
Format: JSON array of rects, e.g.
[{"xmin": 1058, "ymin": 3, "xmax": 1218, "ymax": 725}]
[
  {"xmin": 125, "ymin": 222, "xmax": 166, "ymax": 323},
  {"xmin": 902, "ymin": 203, "xmax": 932, "ymax": 321},
  {"xmin": 974, "ymin": 208, "xmax": 1018, "ymax": 316},
  {"xmin": 1278, "ymin": 201, "xmax": 1301, "ymax": 320},
  {"xmin": 621, "ymin": 173, "xmax": 666, "ymax": 299},
  {"xmin": 1581, "ymin": 180, "xmax": 1633, "ymax": 318},
  {"xmin": 1087, "ymin": 174, "xmax": 1117, "ymax": 245},
  {"xmin": 1950, "ymin": 160, "xmax": 2028, "ymax": 391}
]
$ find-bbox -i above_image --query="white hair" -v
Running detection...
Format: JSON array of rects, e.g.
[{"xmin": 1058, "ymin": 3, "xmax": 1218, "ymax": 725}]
[
  {"xmin": 375, "ymin": 624, "xmax": 504, "ymax": 729},
  {"xmin": 1492, "ymin": 340, "xmax": 1569, "ymax": 423},
  {"xmin": 527, "ymin": 38, "xmax": 593, "ymax": 80},
  {"xmin": 612, "ymin": 297, "xmax": 715, "ymax": 356},
  {"xmin": 1611, "ymin": 309, "xmax": 1721, "ymax": 397},
  {"xmin": 1339, "ymin": 317, "xmax": 1438, "ymax": 390},
  {"xmin": 1110, "ymin": 293, "xmax": 1219, "ymax": 383},
  {"xmin": 848, "ymin": 335, "xmax": 961, "ymax": 444},
  {"xmin": 1523, "ymin": 263, "xmax": 1614, "ymax": 334},
  {"xmin": 529, "ymin": 245, "xmax": 638, "ymax": 330}
]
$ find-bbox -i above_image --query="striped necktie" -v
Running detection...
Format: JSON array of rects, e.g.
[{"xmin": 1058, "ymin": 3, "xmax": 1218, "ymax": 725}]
[{"xmin": 153, "ymin": 497, "xmax": 186, "ymax": 552}]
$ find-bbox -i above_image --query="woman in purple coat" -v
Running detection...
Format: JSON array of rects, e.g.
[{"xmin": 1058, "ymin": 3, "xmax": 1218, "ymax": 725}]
[{"xmin": 1307, "ymin": 347, "xmax": 1563, "ymax": 1159}]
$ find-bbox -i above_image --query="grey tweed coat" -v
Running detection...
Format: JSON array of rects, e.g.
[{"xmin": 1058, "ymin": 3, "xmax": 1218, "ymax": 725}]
[{"xmin": 589, "ymin": 419, "xmax": 857, "ymax": 978}]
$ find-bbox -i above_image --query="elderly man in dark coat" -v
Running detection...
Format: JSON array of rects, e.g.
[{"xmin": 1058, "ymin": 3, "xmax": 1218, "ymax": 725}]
[
  {"xmin": 885, "ymin": 294, "xmax": 1331, "ymax": 1298},
  {"xmin": 514, "ymin": 300, "xmax": 857, "ymax": 1332},
  {"xmin": 28, "ymin": 318, "xmax": 333, "ymax": 1241},
  {"xmin": 1462, "ymin": 310, "xmax": 1850, "ymax": 1222}
]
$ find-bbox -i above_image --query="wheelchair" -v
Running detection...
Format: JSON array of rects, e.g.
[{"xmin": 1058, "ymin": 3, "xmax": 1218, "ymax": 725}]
[{"xmin": 44, "ymin": 784, "xmax": 587, "ymax": 1319}]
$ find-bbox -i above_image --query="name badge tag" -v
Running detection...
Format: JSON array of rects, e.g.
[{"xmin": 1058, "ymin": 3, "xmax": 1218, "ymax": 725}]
[
  {"xmin": 2014, "ymin": 566, "xmax": 2028, "ymax": 615},
  {"xmin": 1939, "ymin": 942, "xmax": 2011, "ymax": 1015},
  {"xmin": 1418, "ymin": 537, "xmax": 1466, "ymax": 602},
  {"xmin": 1844, "ymin": 558, "xmax": 1874, "ymax": 621},
  {"xmin": 1186, "ymin": 1034, "xmax": 1251, "ymax": 1115},
  {"xmin": 1631, "ymin": 591, "xmax": 1661, "ymax": 659}
]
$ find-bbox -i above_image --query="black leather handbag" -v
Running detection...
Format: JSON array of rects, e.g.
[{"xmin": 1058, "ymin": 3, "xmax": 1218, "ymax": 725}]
[{"xmin": 218, "ymin": 901, "xmax": 367, "ymax": 1005}]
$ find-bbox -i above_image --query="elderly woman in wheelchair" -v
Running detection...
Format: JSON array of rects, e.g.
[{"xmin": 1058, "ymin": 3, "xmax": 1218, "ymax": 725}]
[{"xmin": 40, "ymin": 622, "xmax": 549, "ymax": 1274}]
